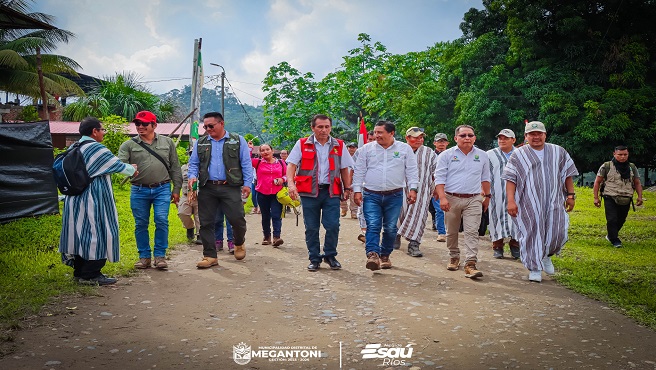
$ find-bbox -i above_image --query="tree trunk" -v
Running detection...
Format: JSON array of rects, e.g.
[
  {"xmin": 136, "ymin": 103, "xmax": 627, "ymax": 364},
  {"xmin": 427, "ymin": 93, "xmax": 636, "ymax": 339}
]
[{"xmin": 36, "ymin": 46, "xmax": 49, "ymax": 120}]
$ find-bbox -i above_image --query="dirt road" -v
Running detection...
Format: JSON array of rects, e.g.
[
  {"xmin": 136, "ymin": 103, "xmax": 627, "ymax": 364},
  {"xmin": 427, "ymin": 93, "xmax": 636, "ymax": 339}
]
[{"xmin": 1, "ymin": 212, "xmax": 655, "ymax": 370}]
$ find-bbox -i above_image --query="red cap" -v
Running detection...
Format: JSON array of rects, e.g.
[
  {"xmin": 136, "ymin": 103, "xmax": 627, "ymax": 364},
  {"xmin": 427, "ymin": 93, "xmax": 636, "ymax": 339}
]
[{"xmin": 133, "ymin": 111, "xmax": 157, "ymax": 123}]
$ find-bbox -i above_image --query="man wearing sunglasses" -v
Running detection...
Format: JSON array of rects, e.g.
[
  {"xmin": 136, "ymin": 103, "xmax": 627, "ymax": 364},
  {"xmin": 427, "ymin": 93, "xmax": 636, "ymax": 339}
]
[
  {"xmin": 188, "ymin": 112, "xmax": 253, "ymax": 269},
  {"xmin": 118, "ymin": 111, "xmax": 183, "ymax": 270},
  {"xmin": 433, "ymin": 125, "xmax": 490, "ymax": 279}
]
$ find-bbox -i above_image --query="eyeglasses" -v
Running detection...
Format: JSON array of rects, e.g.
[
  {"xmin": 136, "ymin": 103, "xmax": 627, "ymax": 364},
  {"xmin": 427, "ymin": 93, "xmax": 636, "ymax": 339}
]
[
  {"xmin": 458, "ymin": 134, "xmax": 475, "ymax": 138},
  {"xmin": 134, "ymin": 121, "xmax": 152, "ymax": 127},
  {"xmin": 203, "ymin": 124, "xmax": 215, "ymax": 129},
  {"xmin": 408, "ymin": 127, "xmax": 424, "ymax": 133}
]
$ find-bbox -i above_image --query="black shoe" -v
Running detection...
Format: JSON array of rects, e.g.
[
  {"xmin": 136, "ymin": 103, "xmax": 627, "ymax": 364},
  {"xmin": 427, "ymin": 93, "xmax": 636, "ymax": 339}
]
[
  {"xmin": 194, "ymin": 237, "xmax": 203, "ymax": 245},
  {"xmin": 407, "ymin": 240, "xmax": 423, "ymax": 257},
  {"xmin": 509, "ymin": 246, "xmax": 520, "ymax": 259},
  {"xmin": 78, "ymin": 274, "xmax": 117, "ymax": 286},
  {"xmin": 186, "ymin": 228, "xmax": 195, "ymax": 241},
  {"xmin": 493, "ymin": 249, "xmax": 504, "ymax": 259},
  {"xmin": 307, "ymin": 261, "xmax": 321, "ymax": 271},
  {"xmin": 323, "ymin": 256, "xmax": 342, "ymax": 270},
  {"xmin": 393, "ymin": 234, "xmax": 402, "ymax": 250}
]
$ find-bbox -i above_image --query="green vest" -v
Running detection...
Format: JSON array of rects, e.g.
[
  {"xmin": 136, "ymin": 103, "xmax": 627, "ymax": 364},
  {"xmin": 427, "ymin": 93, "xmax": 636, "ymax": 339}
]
[{"xmin": 197, "ymin": 133, "xmax": 243, "ymax": 187}]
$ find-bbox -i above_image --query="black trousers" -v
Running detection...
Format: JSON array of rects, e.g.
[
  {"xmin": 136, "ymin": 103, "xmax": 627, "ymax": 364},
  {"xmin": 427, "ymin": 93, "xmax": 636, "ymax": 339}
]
[
  {"xmin": 604, "ymin": 196, "xmax": 630, "ymax": 243},
  {"xmin": 428, "ymin": 199, "xmax": 436, "ymax": 225},
  {"xmin": 198, "ymin": 184, "xmax": 247, "ymax": 258},
  {"xmin": 73, "ymin": 255, "xmax": 106, "ymax": 280}
]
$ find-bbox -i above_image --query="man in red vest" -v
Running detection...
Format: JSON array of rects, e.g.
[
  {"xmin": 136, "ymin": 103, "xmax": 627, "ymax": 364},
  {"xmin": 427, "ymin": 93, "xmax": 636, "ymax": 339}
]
[{"xmin": 287, "ymin": 114, "xmax": 355, "ymax": 271}]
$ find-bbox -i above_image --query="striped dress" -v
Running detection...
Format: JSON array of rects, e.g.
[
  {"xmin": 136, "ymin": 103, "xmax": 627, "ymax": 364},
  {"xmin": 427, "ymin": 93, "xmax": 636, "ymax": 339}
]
[
  {"xmin": 59, "ymin": 140, "xmax": 133, "ymax": 263},
  {"xmin": 487, "ymin": 147, "xmax": 516, "ymax": 241},
  {"xmin": 397, "ymin": 145, "xmax": 438, "ymax": 243},
  {"xmin": 501, "ymin": 144, "xmax": 578, "ymax": 271}
]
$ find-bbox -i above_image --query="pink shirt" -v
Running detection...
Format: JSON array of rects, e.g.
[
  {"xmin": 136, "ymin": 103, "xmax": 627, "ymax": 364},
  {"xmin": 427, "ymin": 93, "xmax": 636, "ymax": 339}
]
[{"xmin": 252, "ymin": 158, "xmax": 287, "ymax": 195}]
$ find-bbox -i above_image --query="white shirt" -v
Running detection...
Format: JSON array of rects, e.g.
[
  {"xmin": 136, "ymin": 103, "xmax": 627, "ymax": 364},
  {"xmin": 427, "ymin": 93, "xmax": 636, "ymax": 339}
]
[
  {"xmin": 352, "ymin": 140, "xmax": 419, "ymax": 192},
  {"xmin": 287, "ymin": 135, "xmax": 354, "ymax": 184},
  {"xmin": 434, "ymin": 145, "xmax": 490, "ymax": 194}
]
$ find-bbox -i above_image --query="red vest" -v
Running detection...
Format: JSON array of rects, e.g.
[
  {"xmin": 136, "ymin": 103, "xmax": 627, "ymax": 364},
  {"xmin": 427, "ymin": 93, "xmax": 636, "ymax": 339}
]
[{"xmin": 296, "ymin": 136, "xmax": 344, "ymax": 198}]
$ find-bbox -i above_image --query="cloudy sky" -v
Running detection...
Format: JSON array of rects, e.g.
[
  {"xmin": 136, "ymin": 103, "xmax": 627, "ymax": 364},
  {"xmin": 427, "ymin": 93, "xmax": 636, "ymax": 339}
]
[{"xmin": 33, "ymin": 0, "xmax": 482, "ymax": 106}]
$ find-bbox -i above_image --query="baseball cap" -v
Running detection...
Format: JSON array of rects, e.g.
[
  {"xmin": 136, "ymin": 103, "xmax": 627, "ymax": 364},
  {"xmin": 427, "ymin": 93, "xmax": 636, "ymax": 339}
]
[
  {"xmin": 133, "ymin": 111, "xmax": 157, "ymax": 123},
  {"xmin": 497, "ymin": 129, "xmax": 515, "ymax": 138},
  {"xmin": 434, "ymin": 133, "xmax": 448, "ymax": 141},
  {"xmin": 525, "ymin": 121, "xmax": 547, "ymax": 134},
  {"xmin": 347, "ymin": 142, "xmax": 357, "ymax": 148},
  {"xmin": 405, "ymin": 127, "xmax": 425, "ymax": 137}
]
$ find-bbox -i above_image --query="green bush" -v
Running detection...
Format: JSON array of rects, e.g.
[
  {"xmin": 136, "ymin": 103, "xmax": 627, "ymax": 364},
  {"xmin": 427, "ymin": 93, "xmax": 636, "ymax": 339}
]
[
  {"xmin": 16, "ymin": 106, "xmax": 40, "ymax": 122},
  {"xmin": 100, "ymin": 115, "xmax": 129, "ymax": 155}
]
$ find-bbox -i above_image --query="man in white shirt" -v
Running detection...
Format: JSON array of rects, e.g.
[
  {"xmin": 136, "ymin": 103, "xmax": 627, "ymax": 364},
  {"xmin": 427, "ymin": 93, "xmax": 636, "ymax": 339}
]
[
  {"xmin": 353, "ymin": 121, "xmax": 419, "ymax": 271},
  {"xmin": 433, "ymin": 125, "xmax": 491, "ymax": 279}
]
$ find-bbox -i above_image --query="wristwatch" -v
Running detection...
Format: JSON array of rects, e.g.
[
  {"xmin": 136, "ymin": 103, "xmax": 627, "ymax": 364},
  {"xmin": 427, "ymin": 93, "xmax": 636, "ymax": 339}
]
[
  {"xmin": 567, "ymin": 193, "xmax": 576, "ymax": 200},
  {"xmin": 344, "ymin": 187, "xmax": 352, "ymax": 191}
]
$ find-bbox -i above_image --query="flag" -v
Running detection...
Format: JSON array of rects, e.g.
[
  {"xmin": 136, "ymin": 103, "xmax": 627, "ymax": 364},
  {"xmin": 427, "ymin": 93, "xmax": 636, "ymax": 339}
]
[
  {"xmin": 357, "ymin": 117, "xmax": 367, "ymax": 147},
  {"xmin": 190, "ymin": 121, "xmax": 199, "ymax": 140}
]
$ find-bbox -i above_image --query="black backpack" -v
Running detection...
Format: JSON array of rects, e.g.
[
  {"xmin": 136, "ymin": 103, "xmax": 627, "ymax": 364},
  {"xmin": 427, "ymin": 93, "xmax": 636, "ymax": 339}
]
[{"xmin": 53, "ymin": 140, "xmax": 93, "ymax": 195}]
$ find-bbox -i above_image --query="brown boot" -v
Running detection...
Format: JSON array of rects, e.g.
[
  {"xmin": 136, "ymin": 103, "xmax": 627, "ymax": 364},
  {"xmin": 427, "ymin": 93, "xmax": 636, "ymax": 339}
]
[
  {"xmin": 262, "ymin": 236, "xmax": 271, "ymax": 245},
  {"xmin": 464, "ymin": 261, "xmax": 483, "ymax": 278},
  {"xmin": 447, "ymin": 257, "xmax": 460, "ymax": 271},
  {"xmin": 234, "ymin": 245, "xmax": 246, "ymax": 260},
  {"xmin": 134, "ymin": 258, "xmax": 151, "ymax": 269},
  {"xmin": 196, "ymin": 257, "xmax": 218, "ymax": 269},
  {"xmin": 154, "ymin": 256, "xmax": 168, "ymax": 270},
  {"xmin": 272, "ymin": 237, "xmax": 284, "ymax": 247},
  {"xmin": 366, "ymin": 252, "xmax": 381, "ymax": 271},
  {"xmin": 379, "ymin": 255, "xmax": 392, "ymax": 269}
]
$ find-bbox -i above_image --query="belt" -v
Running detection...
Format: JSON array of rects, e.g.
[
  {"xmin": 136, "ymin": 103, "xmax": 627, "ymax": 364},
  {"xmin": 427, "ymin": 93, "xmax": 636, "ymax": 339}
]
[
  {"xmin": 208, "ymin": 180, "xmax": 228, "ymax": 185},
  {"xmin": 318, "ymin": 184, "xmax": 330, "ymax": 189},
  {"xmin": 445, "ymin": 191, "xmax": 479, "ymax": 198},
  {"xmin": 132, "ymin": 180, "xmax": 170, "ymax": 188},
  {"xmin": 364, "ymin": 187, "xmax": 402, "ymax": 196}
]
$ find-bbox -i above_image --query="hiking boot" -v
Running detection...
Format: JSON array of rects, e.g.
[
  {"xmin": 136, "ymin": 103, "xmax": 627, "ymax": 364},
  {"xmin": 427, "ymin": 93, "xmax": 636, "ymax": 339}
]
[
  {"xmin": 528, "ymin": 270, "xmax": 542, "ymax": 282},
  {"xmin": 154, "ymin": 257, "xmax": 168, "ymax": 270},
  {"xmin": 234, "ymin": 244, "xmax": 246, "ymax": 260},
  {"xmin": 493, "ymin": 248, "xmax": 504, "ymax": 259},
  {"xmin": 447, "ymin": 258, "xmax": 460, "ymax": 271},
  {"xmin": 228, "ymin": 241, "xmax": 235, "ymax": 254},
  {"xmin": 407, "ymin": 240, "xmax": 423, "ymax": 257},
  {"xmin": 541, "ymin": 256, "xmax": 555, "ymax": 275},
  {"xmin": 341, "ymin": 209, "xmax": 347, "ymax": 217},
  {"xmin": 197, "ymin": 257, "xmax": 219, "ymax": 269},
  {"xmin": 358, "ymin": 233, "xmax": 365, "ymax": 243},
  {"xmin": 186, "ymin": 228, "xmax": 195, "ymax": 242},
  {"xmin": 379, "ymin": 255, "xmax": 392, "ymax": 269},
  {"xmin": 366, "ymin": 252, "xmax": 381, "ymax": 271},
  {"xmin": 509, "ymin": 239, "xmax": 520, "ymax": 259},
  {"xmin": 134, "ymin": 258, "xmax": 151, "ymax": 269},
  {"xmin": 262, "ymin": 236, "xmax": 272, "ymax": 245},
  {"xmin": 436, "ymin": 234, "xmax": 446, "ymax": 242},
  {"xmin": 215, "ymin": 240, "xmax": 224, "ymax": 251},
  {"xmin": 464, "ymin": 261, "xmax": 483, "ymax": 279},
  {"xmin": 393, "ymin": 234, "xmax": 402, "ymax": 250},
  {"xmin": 272, "ymin": 237, "xmax": 284, "ymax": 247}
]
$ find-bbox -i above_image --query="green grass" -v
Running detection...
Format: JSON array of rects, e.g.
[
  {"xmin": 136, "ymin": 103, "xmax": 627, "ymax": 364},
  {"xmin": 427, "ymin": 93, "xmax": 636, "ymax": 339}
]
[{"xmin": 554, "ymin": 187, "xmax": 656, "ymax": 329}]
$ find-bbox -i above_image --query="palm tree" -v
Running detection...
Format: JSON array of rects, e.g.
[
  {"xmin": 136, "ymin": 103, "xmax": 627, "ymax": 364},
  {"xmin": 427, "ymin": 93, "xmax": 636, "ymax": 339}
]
[{"xmin": 0, "ymin": 0, "xmax": 84, "ymax": 115}]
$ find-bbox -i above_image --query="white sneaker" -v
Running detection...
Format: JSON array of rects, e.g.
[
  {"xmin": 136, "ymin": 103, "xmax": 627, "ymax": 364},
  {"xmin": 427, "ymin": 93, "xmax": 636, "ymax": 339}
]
[
  {"xmin": 542, "ymin": 256, "xmax": 555, "ymax": 275},
  {"xmin": 528, "ymin": 270, "xmax": 542, "ymax": 282}
]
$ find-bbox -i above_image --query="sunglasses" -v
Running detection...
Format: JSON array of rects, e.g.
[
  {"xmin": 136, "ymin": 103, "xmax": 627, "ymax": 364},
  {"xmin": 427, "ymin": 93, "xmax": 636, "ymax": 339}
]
[
  {"xmin": 203, "ymin": 124, "xmax": 215, "ymax": 129},
  {"xmin": 458, "ymin": 134, "xmax": 475, "ymax": 138},
  {"xmin": 134, "ymin": 121, "xmax": 152, "ymax": 127},
  {"xmin": 408, "ymin": 127, "xmax": 424, "ymax": 133}
]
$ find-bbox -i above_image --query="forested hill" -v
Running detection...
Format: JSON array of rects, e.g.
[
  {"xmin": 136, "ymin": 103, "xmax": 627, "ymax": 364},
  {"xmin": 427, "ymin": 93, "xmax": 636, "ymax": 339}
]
[{"xmin": 159, "ymin": 85, "xmax": 265, "ymax": 137}]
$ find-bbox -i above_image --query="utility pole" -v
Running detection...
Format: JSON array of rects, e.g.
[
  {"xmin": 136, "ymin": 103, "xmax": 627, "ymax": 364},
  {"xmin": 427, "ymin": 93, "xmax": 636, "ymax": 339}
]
[{"xmin": 210, "ymin": 63, "xmax": 225, "ymax": 118}]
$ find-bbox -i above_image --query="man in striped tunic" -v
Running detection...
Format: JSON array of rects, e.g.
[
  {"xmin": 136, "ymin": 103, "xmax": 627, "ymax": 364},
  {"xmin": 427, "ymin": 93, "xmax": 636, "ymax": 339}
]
[
  {"xmin": 503, "ymin": 121, "xmax": 578, "ymax": 282},
  {"xmin": 59, "ymin": 117, "xmax": 137, "ymax": 285},
  {"xmin": 486, "ymin": 129, "xmax": 520, "ymax": 259},
  {"xmin": 395, "ymin": 127, "xmax": 438, "ymax": 257}
]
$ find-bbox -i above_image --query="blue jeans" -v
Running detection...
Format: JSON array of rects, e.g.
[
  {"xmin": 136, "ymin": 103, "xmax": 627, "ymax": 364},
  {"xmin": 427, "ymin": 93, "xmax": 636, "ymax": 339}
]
[
  {"xmin": 130, "ymin": 184, "xmax": 171, "ymax": 258},
  {"xmin": 432, "ymin": 198, "xmax": 446, "ymax": 234},
  {"xmin": 215, "ymin": 207, "xmax": 233, "ymax": 241},
  {"xmin": 363, "ymin": 190, "xmax": 404, "ymax": 256},
  {"xmin": 251, "ymin": 182, "xmax": 259, "ymax": 208},
  {"xmin": 257, "ymin": 193, "xmax": 282, "ymax": 237},
  {"xmin": 300, "ymin": 188, "xmax": 340, "ymax": 262}
]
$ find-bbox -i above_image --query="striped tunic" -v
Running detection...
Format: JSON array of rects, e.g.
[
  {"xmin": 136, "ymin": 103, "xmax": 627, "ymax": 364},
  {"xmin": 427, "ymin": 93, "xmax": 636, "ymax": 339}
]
[
  {"xmin": 59, "ymin": 140, "xmax": 133, "ymax": 262},
  {"xmin": 397, "ymin": 145, "xmax": 438, "ymax": 242},
  {"xmin": 501, "ymin": 144, "xmax": 578, "ymax": 271},
  {"xmin": 487, "ymin": 147, "xmax": 516, "ymax": 241}
]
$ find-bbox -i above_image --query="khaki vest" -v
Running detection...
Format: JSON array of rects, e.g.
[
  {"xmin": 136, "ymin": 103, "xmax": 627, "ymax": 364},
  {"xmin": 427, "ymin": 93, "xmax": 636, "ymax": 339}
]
[
  {"xmin": 197, "ymin": 133, "xmax": 243, "ymax": 187},
  {"xmin": 603, "ymin": 162, "xmax": 635, "ymax": 197},
  {"xmin": 296, "ymin": 135, "xmax": 344, "ymax": 198}
]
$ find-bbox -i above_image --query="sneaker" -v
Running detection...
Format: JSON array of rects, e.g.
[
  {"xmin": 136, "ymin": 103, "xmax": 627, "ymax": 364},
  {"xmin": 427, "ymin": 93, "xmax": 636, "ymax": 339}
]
[
  {"xmin": 197, "ymin": 257, "xmax": 219, "ymax": 269},
  {"xmin": 393, "ymin": 234, "xmax": 402, "ymax": 250},
  {"xmin": 606, "ymin": 235, "xmax": 622, "ymax": 248},
  {"xmin": 528, "ymin": 270, "xmax": 542, "ymax": 282},
  {"xmin": 228, "ymin": 241, "xmax": 235, "ymax": 254},
  {"xmin": 447, "ymin": 257, "xmax": 460, "ymax": 271},
  {"xmin": 154, "ymin": 256, "xmax": 168, "ymax": 270},
  {"xmin": 380, "ymin": 255, "xmax": 392, "ymax": 269},
  {"xmin": 366, "ymin": 252, "xmax": 381, "ymax": 271},
  {"xmin": 464, "ymin": 261, "xmax": 483, "ymax": 278},
  {"xmin": 134, "ymin": 258, "xmax": 151, "ymax": 269},
  {"xmin": 436, "ymin": 234, "xmax": 446, "ymax": 242},
  {"xmin": 358, "ymin": 233, "xmax": 366, "ymax": 243},
  {"xmin": 341, "ymin": 209, "xmax": 347, "ymax": 217},
  {"xmin": 542, "ymin": 256, "xmax": 555, "ymax": 275},
  {"xmin": 234, "ymin": 244, "xmax": 246, "ymax": 260},
  {"xmin": 509, "ymin": 245, "xmax": 520, "ymax": 259},
  {"xmin": 262, "ymin": 236, "xmax": 272, "ymax": 245},
  {"xmin": 493, "ymin": 249, "xmax": 504, "ymax": 259},
  {"xmin": 272, "ymin": 237, "xmax": 284, "ymax": 247},
  {"xmin": 215, "ymin": 240, "xmax": 224, "ymax": 251},
  {"xmin": 407, "ymin": 240, "xmax": 423, "ymax": 257},
  {"xmin": 78, "ymin": 274, "xmax": 117, "ymax": 286}
]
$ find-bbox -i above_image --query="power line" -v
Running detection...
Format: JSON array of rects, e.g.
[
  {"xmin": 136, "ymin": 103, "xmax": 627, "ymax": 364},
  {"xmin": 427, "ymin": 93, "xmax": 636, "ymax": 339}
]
[
  {"xmin": 223, "ymin": 74, "xmax": 258, "ymax": 131},
  {"xmin": 230, "ymin": 86, "xmax": 264, "ymax": 102}
]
